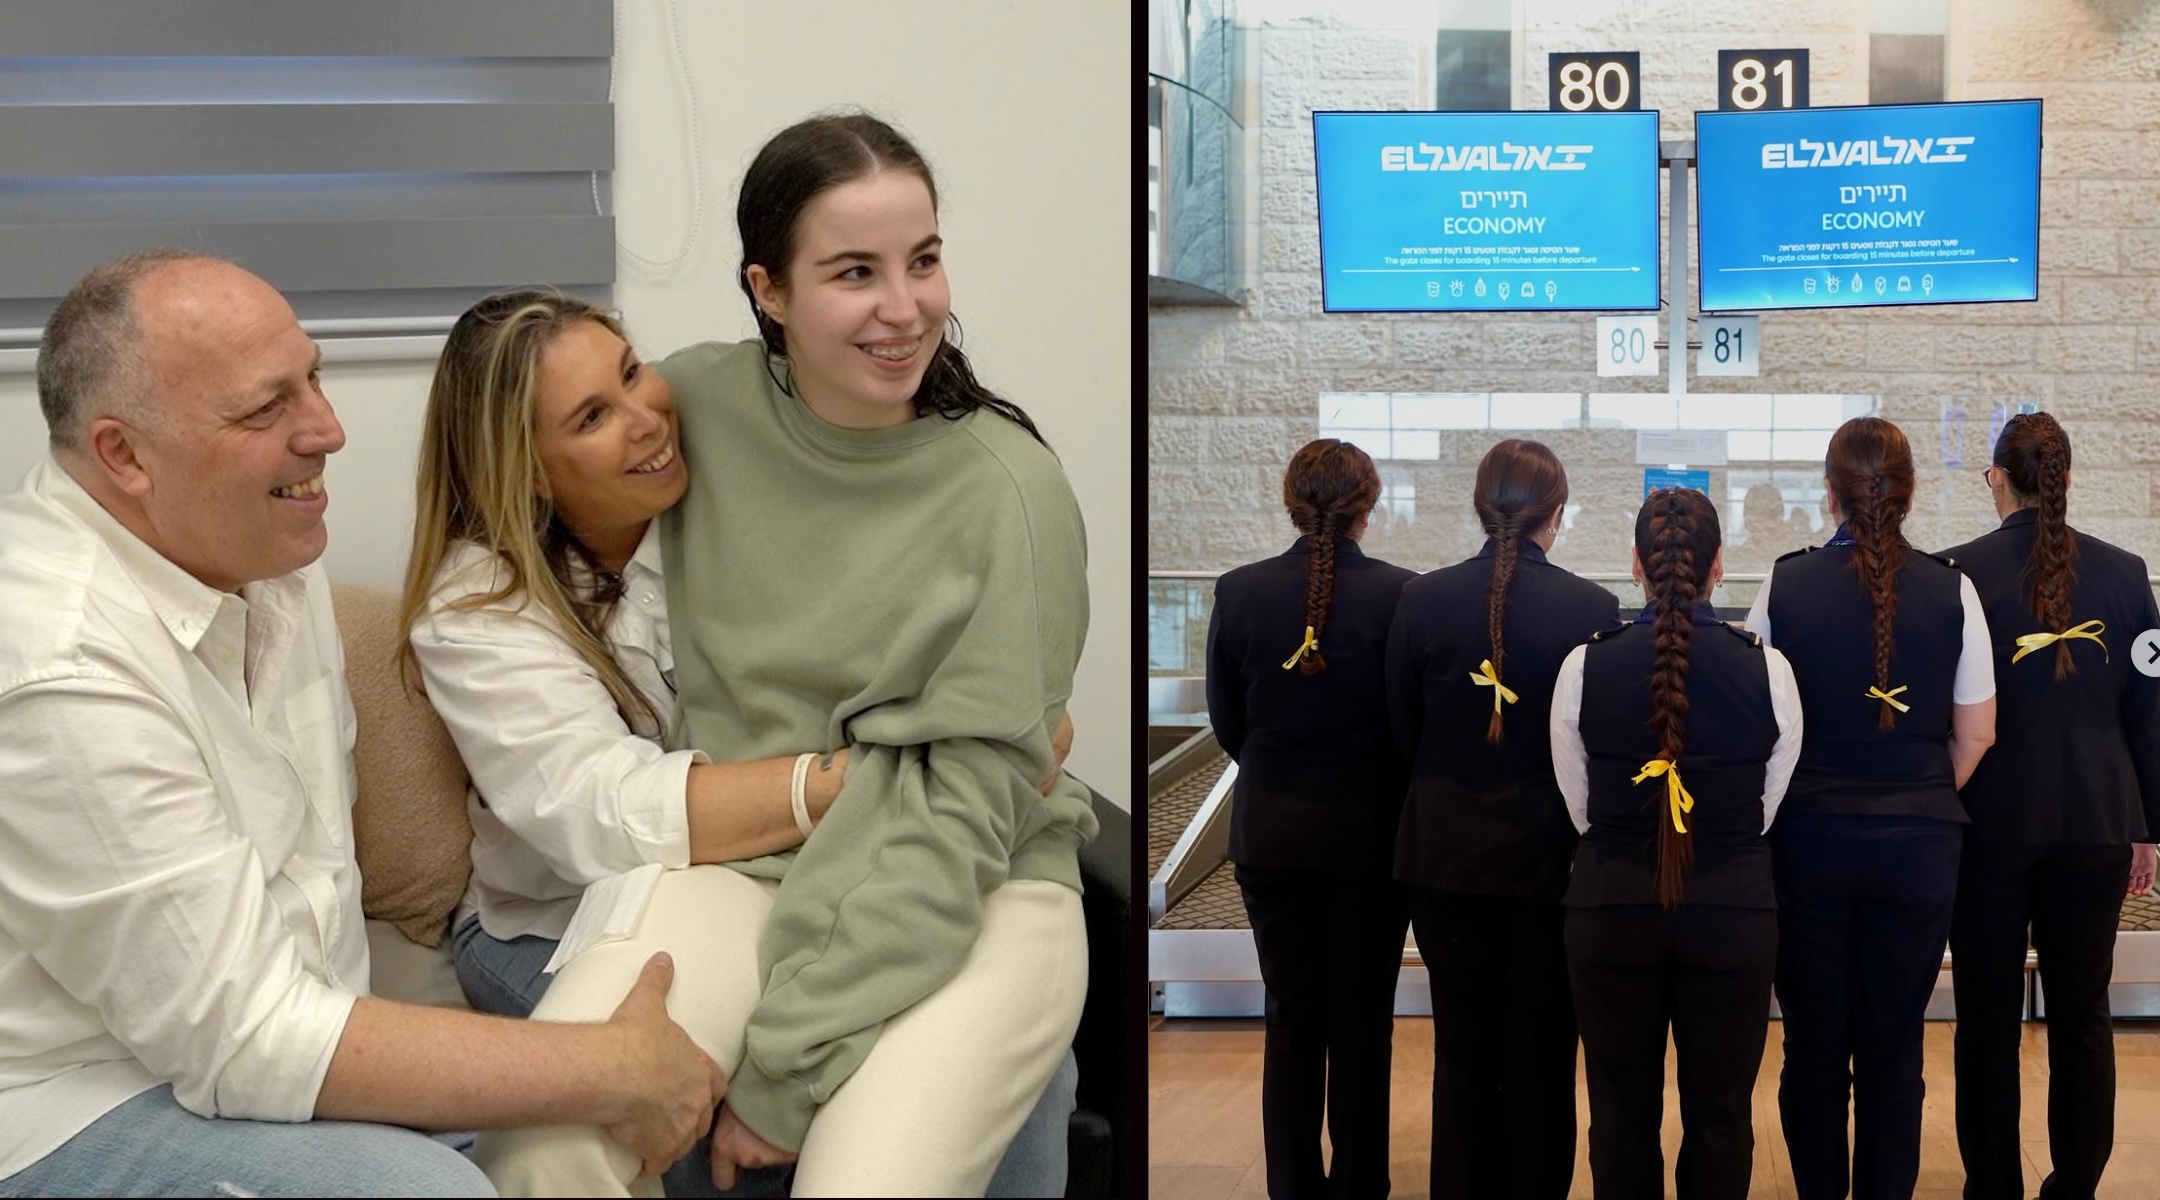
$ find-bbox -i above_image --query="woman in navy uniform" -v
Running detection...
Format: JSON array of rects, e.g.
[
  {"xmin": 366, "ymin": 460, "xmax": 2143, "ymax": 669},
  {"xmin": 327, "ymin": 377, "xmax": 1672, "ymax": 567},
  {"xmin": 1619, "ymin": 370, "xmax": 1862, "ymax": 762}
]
[
  {"xmin": 1206, "ymin": 438, "xmax": 1418, "ymax": 1200},
  {"xmin": 1742, "ymin": 416, "xmax": 1997, "ymax": 1200},
  {"xmin": 1552, "ymin": 487, "xmax": 1802, "ymax": 1200},
  {"xmin": 1384, "ymin": 438, "xmax": 1617, "ymax": 1200},
  {"xmin": 1940, "ymin": 412, "xmax": 2160, "ymax": 1200}
]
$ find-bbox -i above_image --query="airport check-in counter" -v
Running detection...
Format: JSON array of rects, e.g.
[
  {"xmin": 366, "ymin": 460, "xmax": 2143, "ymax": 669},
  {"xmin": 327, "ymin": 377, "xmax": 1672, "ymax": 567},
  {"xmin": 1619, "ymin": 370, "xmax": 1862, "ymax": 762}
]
[{"xmin": 1147, "ymin": 571, "xmax": 2160, "ymax": 1020}]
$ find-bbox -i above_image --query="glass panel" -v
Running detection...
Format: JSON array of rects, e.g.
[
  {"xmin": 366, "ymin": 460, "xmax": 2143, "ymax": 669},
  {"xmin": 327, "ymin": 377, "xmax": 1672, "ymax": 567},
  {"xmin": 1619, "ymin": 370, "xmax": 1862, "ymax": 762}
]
[
  {"xmin": 1393, "ymin": 392, "xmax": 1489, "ymax": 430},
  {"xmin": 1728, "ymin": 430, "xmax": 1773, "ymax": 460},
  {"xmin": 1492, "ymin": 393, "xmax": 1582, "ymax": 429},
  {"xmin": 1336, "ymin": 428, "xmax": 1392, "ymax": 460},
  {"xmin": 1773, "ymin": 428, "xmax": 1835, "ymax": 463},
  {"xmin": 1588, "ymin": 393, "xmax": 1679, "ymax": 429},
  {"xmin": 1773, "ymin": 393, "xmax": 1847, "ymax": 429},
  {"xmin": 1680, "ymin": 393, "xmax": 1772, "ymax": 429},
  {"xmin": 1869, "ymin": 33, "xmax": 1945, "ymax": 105},
  {"xmin": 1147, "ymin": 577, "xmax": 1215, "ymax": 676},
  {"xmin": 1319, "ymin": 392, "xmax": 1391, "ymax": 429},
  {"xmin": 1394, "ymin": 429, "xmax": 1442, "ymax": 460},
  {"xmin": 1435, "ymin": 29, "xmax": 1511, "ymax": 112}
]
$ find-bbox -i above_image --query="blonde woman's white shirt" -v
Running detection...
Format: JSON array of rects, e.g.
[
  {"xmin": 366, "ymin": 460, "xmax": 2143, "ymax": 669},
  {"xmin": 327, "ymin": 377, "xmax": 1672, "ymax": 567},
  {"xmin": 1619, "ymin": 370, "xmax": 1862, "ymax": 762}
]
[
  {"xmin": 410, "ymin": 527, "xmax": 701, "ymax": 944},
  {"xmin": 0, "ymin": 460, "xmax": 367, "ymax": 1179}
]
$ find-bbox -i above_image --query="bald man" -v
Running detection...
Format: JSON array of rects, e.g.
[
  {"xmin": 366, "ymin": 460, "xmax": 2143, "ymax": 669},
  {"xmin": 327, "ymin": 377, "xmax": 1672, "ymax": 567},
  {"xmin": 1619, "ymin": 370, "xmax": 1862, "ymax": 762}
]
[{"xmin": 0, "ymin": 251, "xmax": 724, "ymax": 1198}]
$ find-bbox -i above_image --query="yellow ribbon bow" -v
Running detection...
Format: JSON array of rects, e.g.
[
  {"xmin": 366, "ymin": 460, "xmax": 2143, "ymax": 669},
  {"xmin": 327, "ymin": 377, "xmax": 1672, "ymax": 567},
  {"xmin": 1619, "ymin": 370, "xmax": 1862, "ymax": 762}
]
[
  {"xmin": 2011, "ymin": 618, "xmax": 2107, "ymax": 664},
  {"xmin": 1468, "ymin": 659, "xmax": 1519, "ymax": 713},
  {"xmin": 1632, "ymin": 758, "xmax": 1696, "ymax": 834},
  {"xmin": 1865, "ymin": 684, "xmax": 1911, "ymax": 713},
  {"xmin": 1281, "ymin": 626, "xmax": 1319, "ymax": 670}
]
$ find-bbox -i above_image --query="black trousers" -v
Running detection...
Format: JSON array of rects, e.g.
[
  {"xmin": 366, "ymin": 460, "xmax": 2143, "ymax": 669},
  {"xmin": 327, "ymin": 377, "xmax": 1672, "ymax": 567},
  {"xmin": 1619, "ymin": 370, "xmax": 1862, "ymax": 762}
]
[
  {"xmin": 1949, "ymin": 839, "xmax": 2132, "ymax": 1200},
  {"xmin": 1565, "ymin": 903, "xmax": 1778, "ymax": 1200},
  {"xmin": 1406, "ymin": 887, "xmax": 1577, "ymax": 1200},
  {"xmin": 1770, "ymin": 815, "xmax": 1962, "ymax": 1200},
  {"xmin": 1234, "ymin": 864, "xmax": 1410, "ymax": 1200}
]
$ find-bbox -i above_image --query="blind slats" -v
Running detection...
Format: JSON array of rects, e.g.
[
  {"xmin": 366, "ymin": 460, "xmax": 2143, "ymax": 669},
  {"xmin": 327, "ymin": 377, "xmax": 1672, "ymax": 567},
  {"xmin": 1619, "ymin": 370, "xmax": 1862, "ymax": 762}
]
[
  {"xmin": 0, "ymin": 217, "xmax": 614, "ymax": 301},
  {"xmin": 0, "ymin": 104, "xmax": 612, "ymax": 178},
  {"xmin": 0, "ymin": 1, "xmax": 608, "ymax": 58},
  {"xmin": 0, "ymin": 0, "xmax": 615, "ymax": 345}
]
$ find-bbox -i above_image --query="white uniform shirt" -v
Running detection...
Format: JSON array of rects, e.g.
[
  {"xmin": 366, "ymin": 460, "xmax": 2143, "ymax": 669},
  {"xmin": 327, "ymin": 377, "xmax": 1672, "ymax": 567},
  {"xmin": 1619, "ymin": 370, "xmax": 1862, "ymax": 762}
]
[
  {"xmin": 1551, "ymin": 633, "xmax": 1806, "ymax": 835},
  {"xmin": 1744, "ymin": 566, "xmax": 1997, "ymax": 704},
  {"xmin": 409, "ymin": 527, "xmax": 700, "ymax": 943},
  {"xmin": 0, "ymin": 461, "xmax": 367, "ymax": 1178}
]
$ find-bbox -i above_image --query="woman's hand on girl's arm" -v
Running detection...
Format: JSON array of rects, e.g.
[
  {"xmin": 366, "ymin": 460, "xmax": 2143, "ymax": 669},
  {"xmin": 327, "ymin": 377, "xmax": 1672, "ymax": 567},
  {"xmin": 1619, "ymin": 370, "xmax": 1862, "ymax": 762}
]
[
  {"xmin": 1042, "ymin": 710, "xmax": 1075, "ymax": 795},
  {"xmin": 683, "ymin": 749, "xmax": 849, "ymax": 864}
]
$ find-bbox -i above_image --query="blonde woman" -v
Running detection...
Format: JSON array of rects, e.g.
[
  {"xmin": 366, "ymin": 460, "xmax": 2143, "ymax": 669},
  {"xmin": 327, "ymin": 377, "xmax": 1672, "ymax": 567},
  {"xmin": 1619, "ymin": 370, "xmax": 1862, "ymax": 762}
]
[{"xmin": 397, "ymin": 289, "xmax": 1074, "ymax": 1196}]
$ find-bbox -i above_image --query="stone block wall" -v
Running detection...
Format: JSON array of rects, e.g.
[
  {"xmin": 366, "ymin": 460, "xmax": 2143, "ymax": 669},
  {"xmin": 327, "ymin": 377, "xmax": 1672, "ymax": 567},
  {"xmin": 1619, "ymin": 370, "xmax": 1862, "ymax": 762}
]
[{"xmin": 1148, "ymin": 0, "xmax": 2160, "ymax": 584}]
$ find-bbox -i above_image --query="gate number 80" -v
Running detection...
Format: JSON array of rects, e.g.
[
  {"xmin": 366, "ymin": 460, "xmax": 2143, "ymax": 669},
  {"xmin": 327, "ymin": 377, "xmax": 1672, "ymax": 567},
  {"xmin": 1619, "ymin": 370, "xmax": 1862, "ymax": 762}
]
[{"xmin": 1547, "ymin": 53, "xmax": 1640, "ymax": 112}]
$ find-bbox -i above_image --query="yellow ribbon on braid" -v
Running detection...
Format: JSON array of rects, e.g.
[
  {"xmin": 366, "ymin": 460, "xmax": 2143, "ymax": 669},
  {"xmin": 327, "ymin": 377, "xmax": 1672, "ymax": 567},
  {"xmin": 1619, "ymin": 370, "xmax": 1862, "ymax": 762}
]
[
  {"xmin": 1468, "ymin": 659, "xmax": 1518, "ymax": 714},
  {"xmin": 2011, "ymin": 618, "xmax": 2107, "ymax": 664},
  {"xmin": 1865, "ymin": 685, "xmax": 1911, "ymax": 713},
  {"xmin": 1281, "ymin": 626, "xmax": 1319, "ymax": 670},
  {"xmin": 1632, "ymin": 758, "xmax": 1696, "ymax": 834}
]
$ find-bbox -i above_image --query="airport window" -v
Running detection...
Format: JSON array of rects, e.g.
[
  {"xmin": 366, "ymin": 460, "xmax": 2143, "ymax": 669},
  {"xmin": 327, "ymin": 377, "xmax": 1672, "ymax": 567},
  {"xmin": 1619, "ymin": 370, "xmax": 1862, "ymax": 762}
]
[
  {"xmin": 1868, "ymin": 0, "xmax": 1947, "ymax": 104},
  {"xmin": 1317, "ymin": 390, "xmax": 1585, "ymax": 458},
  {"xmin": 1434, "ymin": 0, "xmax": 1512, "ymax": 110}
]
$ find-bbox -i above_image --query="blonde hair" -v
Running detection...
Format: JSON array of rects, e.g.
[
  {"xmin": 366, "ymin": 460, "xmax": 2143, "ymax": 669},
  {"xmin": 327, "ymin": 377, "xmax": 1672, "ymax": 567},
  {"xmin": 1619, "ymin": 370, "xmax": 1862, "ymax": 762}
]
[{"xmin": 397, "ymin": 288, "xmax": 663, "ymax": 737}]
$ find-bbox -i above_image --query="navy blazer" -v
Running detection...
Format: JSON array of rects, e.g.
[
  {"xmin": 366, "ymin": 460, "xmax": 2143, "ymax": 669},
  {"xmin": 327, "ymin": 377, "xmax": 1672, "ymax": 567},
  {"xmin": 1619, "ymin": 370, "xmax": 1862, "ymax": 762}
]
[
  {"xmin": 1387, "ymin": 539, "xmax": 1620, "ymax": 899},
  {"xmin": 1942, "ymin": 509, "xmax": 2160, "ymax": 844},
  {"xmin": 1206, "ymin": 537, "xmax": 1419, "ymax": 873}
]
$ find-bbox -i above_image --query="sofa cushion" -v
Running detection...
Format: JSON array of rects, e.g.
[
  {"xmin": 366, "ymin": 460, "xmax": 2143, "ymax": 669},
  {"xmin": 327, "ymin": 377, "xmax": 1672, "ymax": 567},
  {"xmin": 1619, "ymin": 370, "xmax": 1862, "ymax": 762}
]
[{"xmin": 332, "ymin": 582, "xmax": 473, "ymax": 948}]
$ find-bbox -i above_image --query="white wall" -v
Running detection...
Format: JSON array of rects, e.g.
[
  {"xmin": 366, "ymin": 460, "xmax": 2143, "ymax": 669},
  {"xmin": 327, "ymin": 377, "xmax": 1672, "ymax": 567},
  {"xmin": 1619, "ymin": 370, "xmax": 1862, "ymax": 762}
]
[{"xmin": 0, "ymin": 1, "xmax": 1131, "ymax": 809}]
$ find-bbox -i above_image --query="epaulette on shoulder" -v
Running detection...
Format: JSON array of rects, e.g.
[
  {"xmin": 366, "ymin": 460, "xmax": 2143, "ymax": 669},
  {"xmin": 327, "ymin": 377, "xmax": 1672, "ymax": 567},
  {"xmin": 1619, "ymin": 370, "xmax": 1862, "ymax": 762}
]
[
  {"xmin": 1918, "ymin": 549, "xmax": 1958, "ymax": 570},
  {"xmin": 1773, "ymin": 545, "xmax": 1818, "ymax": 563},
  {"xmin": 1588, "ymin": 621, "xmax": 1636, "ymax": 643},
  {"xmin": 1719, "ymin": 622, "xmax": 1764, "ymax": 648}
]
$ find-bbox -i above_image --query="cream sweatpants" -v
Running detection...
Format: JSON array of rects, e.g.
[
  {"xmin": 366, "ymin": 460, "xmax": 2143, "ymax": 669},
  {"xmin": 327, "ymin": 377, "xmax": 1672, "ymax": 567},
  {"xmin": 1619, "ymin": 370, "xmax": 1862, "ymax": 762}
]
[{"xmin": 475, "ymin": 866, "xmax": 1087, "ymax": 1198}]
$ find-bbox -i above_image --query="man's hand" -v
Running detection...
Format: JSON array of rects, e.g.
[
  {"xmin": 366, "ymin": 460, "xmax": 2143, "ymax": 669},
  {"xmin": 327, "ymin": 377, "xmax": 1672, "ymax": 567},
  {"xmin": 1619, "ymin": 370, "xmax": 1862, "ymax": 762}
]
[
  {"xmin": 2131, "ymin": 843, "xmax": 2156, "ymax": 898},
  {"xmin": 1040, "ymin": 710, "xmax": 1076, "ymax": 795},
  {"xmin": 604, "ymin": 953, "xmax": 727, "ymax": 1176},
  {"xmin": 708, "ymin": 1103, "xmax": 799, "ymax": 1190}
]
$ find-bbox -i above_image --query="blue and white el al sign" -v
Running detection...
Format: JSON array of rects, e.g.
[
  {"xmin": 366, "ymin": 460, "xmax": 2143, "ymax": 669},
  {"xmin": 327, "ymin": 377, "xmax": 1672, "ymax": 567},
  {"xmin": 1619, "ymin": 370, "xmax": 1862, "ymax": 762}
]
[
  {"xmin": 1313, "ymin": 110, "xmax": 1661, "ymax": 312},
  {"xmin": 1695, "ymin": 99, "xmax": 2041, "ymax": 312}
]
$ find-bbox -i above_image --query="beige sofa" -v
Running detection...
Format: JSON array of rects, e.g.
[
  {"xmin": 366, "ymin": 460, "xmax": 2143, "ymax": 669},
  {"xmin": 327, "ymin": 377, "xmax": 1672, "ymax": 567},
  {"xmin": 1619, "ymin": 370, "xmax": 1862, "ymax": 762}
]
[{"xmin": 331, "ymin": 582, "xmax": 477, "ymax": 1011}]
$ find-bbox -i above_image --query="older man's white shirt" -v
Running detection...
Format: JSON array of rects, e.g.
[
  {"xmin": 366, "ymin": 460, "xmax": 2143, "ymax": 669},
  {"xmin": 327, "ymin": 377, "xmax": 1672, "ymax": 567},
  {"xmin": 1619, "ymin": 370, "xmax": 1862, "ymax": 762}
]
[{"xmin": 0, "ymin": 460, "xmax": 368, "ymax": 1178}]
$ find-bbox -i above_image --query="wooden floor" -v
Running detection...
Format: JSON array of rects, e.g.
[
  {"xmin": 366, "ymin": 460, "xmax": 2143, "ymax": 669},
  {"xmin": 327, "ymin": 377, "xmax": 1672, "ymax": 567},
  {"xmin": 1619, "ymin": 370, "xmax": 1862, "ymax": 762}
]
[{"xmin": 1149, "ymin": 1017, "xmax": 2160, "ymax": 1199}]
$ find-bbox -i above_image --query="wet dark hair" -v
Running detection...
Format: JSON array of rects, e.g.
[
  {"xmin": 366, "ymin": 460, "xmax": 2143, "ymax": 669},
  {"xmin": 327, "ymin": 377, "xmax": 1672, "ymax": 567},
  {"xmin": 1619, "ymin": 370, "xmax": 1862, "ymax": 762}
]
[
  {"xmin": 1282, "ymin": 439, "xmax": 1381, "ymax": 675},
  {"xmin": 1633, "ymin": 488, "xmax": 1722, "ymax": 910},
  {"xmin": 1473, "ymin": 439, "xmax": 1569, "ymax": 743},
  {"xmin": 1825, "ymin": 417, "xmax": 1916, "ymax": 730},
  {"xmin": 1993, "ymin": 412, "xmax": 2079, "ymax": 680},
  {"xmin": 735, "ymin": 110, "xmax": 1045, "ymax": 446}
]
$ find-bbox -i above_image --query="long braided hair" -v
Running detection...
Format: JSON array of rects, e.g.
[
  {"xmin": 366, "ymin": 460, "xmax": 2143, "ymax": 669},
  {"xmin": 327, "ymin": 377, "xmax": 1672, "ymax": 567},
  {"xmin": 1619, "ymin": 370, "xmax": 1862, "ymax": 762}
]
[
  {"xmin": 1825, "ymin": 417, "xmax": 1917, "ymax": 730},
  {"xmin": 1473, "ymin": 439, "xmax": 1569, "ymax": 742},
  {"xmin": 1634, "ymin": 488, "xmax": 1722, "ymax": 910},
  {"xmin": 1993, "ymin": 412, "xmax": 2081, "ymax": 680},
  {"xmin": 1282, "ymin": 439, "xmax": 1380, "ymax": 675}
]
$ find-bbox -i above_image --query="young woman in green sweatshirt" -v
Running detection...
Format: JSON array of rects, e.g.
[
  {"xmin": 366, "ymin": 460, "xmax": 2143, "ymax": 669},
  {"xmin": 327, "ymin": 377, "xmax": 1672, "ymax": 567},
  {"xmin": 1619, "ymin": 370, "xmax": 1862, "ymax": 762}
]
[{"xmin": 400, "ymin": 112, "xmax": 1090, "ymax": 1198}]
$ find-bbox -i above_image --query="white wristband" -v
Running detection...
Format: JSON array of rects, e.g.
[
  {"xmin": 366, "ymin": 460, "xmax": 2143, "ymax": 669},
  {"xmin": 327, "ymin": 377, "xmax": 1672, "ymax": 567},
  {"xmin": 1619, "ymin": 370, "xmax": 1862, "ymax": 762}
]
[{"xmin": 790, "ymin": 752, "xmax": 816, "ymax": 839}]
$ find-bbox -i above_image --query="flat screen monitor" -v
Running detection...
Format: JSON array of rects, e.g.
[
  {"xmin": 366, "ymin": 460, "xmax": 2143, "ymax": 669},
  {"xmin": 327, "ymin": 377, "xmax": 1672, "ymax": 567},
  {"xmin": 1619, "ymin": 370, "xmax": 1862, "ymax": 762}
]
[
  {"xmin": 1312, "ymin": 110, "xmax": 1662, "ymax": 312},
  {"xmin": 1695, "ymin": 99, "xmax": 2042, "ymax": 312}
]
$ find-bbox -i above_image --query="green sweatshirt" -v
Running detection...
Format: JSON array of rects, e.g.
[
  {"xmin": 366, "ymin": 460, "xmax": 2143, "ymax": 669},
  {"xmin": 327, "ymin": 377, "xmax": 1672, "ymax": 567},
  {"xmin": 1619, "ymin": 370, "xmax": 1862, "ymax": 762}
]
[{"xmin": 654, "ymin": 339, "xmax": 1096, "ymax": 1151}]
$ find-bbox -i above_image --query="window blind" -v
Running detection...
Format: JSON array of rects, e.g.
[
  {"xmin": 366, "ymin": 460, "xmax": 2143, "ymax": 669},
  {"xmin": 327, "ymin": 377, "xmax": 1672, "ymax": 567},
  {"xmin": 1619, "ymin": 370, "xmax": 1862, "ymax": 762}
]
[{"xmin": 0, "ymin": 0, "xmax": 615, "ymax": 344}]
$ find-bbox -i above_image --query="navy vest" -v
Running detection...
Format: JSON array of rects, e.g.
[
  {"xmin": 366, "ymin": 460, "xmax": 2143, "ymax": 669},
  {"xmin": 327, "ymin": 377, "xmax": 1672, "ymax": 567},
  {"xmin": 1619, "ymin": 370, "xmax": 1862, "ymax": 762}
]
[
  {"xmin": 1765, "ymin": 543, "xmax": 1968, "ymax": 823},
  {"xmin": 1942, "ymin": 511, "xmax": 2160, "ymax": 844},
  {"xmin": 1567, "ymin": 610, "xmax": 1780, "ymax": 910}
]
